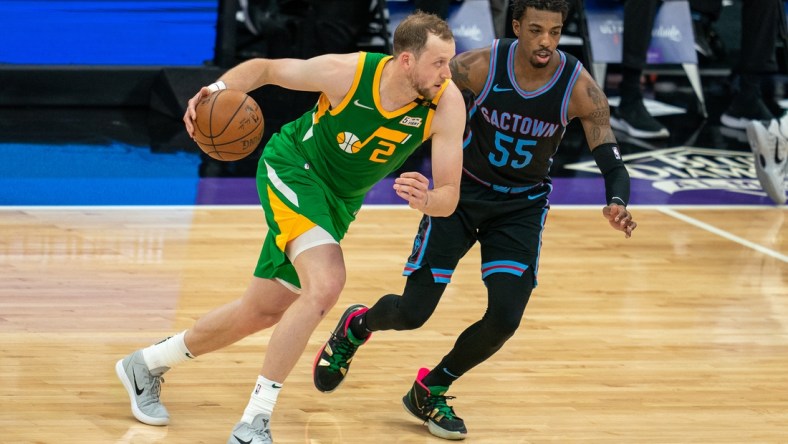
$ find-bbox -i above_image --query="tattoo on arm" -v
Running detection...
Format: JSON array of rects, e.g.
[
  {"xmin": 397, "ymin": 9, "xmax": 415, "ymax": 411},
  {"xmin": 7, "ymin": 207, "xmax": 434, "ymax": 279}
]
[
  {"xmin": 584, "ymin": 84, "xmax": 617, "ymax": 146},
  {"xmin": 587, "ymin": 84, "xmax": 603, "ymax": 107},
  {"xmin": 450, "ymin": 58, "xmax": 472, "ymax": 91}
]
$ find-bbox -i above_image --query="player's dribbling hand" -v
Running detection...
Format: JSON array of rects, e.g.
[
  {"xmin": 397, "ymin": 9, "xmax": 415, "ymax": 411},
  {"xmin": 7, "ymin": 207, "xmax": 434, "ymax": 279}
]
[
  {"xmin": 394, "ymin": 172, "xmax": 431, "ymax": 213},
  {"xmin": 183, "ymin": 86, "xmax": 213, "ymax": 138},
  {"xmin": 603, "ymin": 204, "xmax": 637, "ymax": 238}
]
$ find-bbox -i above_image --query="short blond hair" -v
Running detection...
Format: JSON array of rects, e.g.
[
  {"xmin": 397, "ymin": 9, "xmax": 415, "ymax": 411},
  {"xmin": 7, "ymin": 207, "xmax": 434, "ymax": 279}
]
[{"xmin": 392, "ymin": 11, "xmax": 454, "ymax": 57}]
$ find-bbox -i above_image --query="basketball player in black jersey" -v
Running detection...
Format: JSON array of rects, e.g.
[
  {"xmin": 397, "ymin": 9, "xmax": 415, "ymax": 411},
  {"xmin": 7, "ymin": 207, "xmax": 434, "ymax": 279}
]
[{"xmin": 313, "ymin": 0, "xmax": 637, "ymax": 440}]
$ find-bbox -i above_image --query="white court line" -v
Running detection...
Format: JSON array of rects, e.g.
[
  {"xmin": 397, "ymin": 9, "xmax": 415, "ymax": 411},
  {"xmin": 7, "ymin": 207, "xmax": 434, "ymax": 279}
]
[{"xmin": 660, "ymin": 208, "xmax": 788, "ymax": 263}]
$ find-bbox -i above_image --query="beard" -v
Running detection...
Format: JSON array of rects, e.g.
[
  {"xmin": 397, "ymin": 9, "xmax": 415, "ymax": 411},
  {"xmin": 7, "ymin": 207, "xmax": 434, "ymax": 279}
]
[
  {"xmin": 530, "ymin": 58, "xmax": 550, "ymax": 68},
  {"xmin": 530, "ymin": 48, "xmax": 552, "ymax": 68},
  {"xmin": 417, "ymin": 86, "xmax": 434, "ymax": 100},
  {"xmin": 529, "ymin": 56, "xmax": 550, "ymax": 68},
  {"xmin": 409, "ymin": 72, "xmax": 435, "ymax": 100}
]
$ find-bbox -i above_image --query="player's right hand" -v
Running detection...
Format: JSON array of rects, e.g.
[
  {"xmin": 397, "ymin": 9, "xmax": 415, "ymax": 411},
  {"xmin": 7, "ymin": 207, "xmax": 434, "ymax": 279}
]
[
  {"xmin": 394, "ymin": 172, "xmax": 431, "ymax": 213},
  {"xmin": 602, "ymin": 204, "xmax": 637, "ymax": 238}
]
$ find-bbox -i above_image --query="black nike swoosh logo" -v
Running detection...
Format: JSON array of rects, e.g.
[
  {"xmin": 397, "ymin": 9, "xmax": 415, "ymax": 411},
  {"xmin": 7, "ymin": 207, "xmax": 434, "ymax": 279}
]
[
  {"xmin": 132, "ymin": 369, "xmax": 144, "ymax": 396},
  {"xmin": 775, "ymin": 139, "xmax": 785, "ymax": 163},
  {"xmin": 234, "ymin": 435, "xmax": 253, "ymax": 444}
]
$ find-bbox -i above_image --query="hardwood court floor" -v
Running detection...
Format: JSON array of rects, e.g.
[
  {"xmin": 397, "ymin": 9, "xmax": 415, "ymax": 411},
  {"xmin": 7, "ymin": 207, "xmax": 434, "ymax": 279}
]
[{"xmin": 0, "ymin": 206, "xmax": 786, "ymax": 443}]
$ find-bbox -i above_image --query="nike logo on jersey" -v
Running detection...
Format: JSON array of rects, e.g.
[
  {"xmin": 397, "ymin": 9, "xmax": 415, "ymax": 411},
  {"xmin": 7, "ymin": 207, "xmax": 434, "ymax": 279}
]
[
  {"xmin": 492, "ymin": 84, "xmax": 513, "ymax": 92},
  {"xmin": 353, "ymin": 99, "xmax": 374, "ymax": 110},
  {"xmin": 133, "ymin": 369, "xmax": 144, "ymax": 395},
  {"xmin": 527, "ymin": 191, "xmax": 548, "ymax": 200}
]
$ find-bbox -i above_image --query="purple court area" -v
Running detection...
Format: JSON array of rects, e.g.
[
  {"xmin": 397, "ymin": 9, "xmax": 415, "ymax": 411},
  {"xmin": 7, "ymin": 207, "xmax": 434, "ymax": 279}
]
[
  {"xmin": 192, "ymin": 146, "xmax": 783, "ymax": 206},
  {"xmin": 0, "ymin": 143, "xmax": 782, "ymax": 206},
  {"xmin": 191, "ymin": 146, "xmax": 786, "ymax": 206},
  {"xmin": 193, "ymin": 176, "xmax": 778, "ymax": 206}
]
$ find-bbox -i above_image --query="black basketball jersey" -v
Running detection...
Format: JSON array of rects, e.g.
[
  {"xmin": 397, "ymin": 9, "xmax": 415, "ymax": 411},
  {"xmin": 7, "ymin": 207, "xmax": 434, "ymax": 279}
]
[{"xmin": 463, "ymin": 39, "xmax": 583, "ymax": 191}]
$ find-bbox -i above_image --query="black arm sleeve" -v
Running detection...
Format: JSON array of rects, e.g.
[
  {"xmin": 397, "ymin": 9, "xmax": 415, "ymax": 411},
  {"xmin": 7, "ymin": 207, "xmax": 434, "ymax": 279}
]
[{"xmin": 592, "ymin": 143, "xmax": 630, "ymax": 206}]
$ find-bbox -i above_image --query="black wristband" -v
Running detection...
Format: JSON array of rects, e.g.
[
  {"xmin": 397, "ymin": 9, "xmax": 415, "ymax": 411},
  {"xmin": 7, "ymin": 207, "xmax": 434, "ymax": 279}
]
[{"xmin": 592, "ymin": 143, "xmax": 630, "ymax": 206}]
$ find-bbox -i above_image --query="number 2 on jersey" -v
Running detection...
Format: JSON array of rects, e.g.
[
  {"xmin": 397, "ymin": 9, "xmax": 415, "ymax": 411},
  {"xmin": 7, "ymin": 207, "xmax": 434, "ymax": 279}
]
[{"xmin": 362, "ymin": 127, "xmax": 412, "ymax": 163}]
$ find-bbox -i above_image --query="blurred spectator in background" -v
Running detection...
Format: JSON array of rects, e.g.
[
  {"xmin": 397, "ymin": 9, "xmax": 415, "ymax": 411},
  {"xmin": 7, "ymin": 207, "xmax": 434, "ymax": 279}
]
[
  {"xmin": 609, "ymin": 0, "xmax": 671, "ymax": 140},
  {"xmin": 240, "ymin": 0, "xmax": 371, "ymax": 57},
  {"xmin": 490, "ymin": 0, "xmax": 510, "ymax": 38},
  {"xmin": 717, "ymin": 0, "xmax": 786, "ymax": 130},
  {"xmin": 414, "ymin": 0, "xmax": 451, "ymax": 18},
  {"xmin": 689, "ymin": 0, "xmax": 726, "ymax": 63}
]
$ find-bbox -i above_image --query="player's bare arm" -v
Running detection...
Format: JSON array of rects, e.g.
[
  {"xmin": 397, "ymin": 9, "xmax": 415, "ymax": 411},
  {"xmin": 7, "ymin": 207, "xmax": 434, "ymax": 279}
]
[
  {"xmin": 220, "ymin": 53, "xmax": 358, "ymax": 101},
  {"xmin": 184, "ymin": 53, "xmax": 358, "ymax": 135},
  {"xmin": 449, "ymin": 47, "xmax": 491, "ymax": 95},
  {"xmin": 569, "ymin": 69, "xmax": 617, "ymax": 149},
  {"xmin": 394, "ymin": 81, "xmax": 465, "ymax": 217},
  {"xmin": 569, "ymin": 69, "xmax": 637, "ymax": 238}
]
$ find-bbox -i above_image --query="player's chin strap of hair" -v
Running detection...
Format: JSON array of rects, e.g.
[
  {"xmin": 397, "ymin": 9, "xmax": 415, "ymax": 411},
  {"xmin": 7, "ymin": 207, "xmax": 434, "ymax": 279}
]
[
  {"xmin": 591, "ymin": 142, "xmax": 630, "ymax": 207},
  {"xmin": 207, "ymin": 80, "xmax": 227, "ymax": 93}
]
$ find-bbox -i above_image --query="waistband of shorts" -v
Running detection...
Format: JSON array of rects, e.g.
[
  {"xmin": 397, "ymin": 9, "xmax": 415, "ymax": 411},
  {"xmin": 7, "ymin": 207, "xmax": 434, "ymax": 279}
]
[{"xmin": 462, "ymin": 169, "xmax": 543, "ymax": 194}]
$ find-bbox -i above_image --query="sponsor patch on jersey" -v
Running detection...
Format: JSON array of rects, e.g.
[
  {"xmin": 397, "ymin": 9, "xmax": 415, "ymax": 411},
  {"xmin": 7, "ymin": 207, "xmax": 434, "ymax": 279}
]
[{"xmin": 399, "ymin": 116, "xmax": 423, "ymax": 128}]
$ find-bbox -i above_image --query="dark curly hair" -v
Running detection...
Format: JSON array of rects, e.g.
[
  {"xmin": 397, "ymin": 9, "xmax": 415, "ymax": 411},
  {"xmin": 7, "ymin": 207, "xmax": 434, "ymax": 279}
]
[{"xmin": 511, "ymin": 0, "xmax": 570, "ymax": 22}]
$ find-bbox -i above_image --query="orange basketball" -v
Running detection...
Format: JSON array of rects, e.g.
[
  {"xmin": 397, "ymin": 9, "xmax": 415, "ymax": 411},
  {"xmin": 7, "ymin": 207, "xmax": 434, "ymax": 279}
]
[{"xmin": 193, "ymin": 89, "xmax": 264, "ymax": 161}]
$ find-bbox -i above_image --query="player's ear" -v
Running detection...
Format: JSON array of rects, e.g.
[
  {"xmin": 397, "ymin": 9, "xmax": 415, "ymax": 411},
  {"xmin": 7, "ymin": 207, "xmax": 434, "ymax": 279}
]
[
  {"xmin": 512, "ymin": 20, "xmax": 520, "ymax": 37},
  {"xmin": 399, "ymin": 51, "xmax": 415, "ymax": 69}
]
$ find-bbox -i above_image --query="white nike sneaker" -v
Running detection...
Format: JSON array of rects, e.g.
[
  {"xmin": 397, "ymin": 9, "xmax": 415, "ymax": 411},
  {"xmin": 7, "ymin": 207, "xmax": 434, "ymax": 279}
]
[
  {"xmin": 227, "ymin": 414, "xmax": 273, "ymax": 444},
  {"xmin": 115, "ymin": 350, "xmax": 170, "ymax": 425},
  {"xmin": 745, "ymin": 116, "xmax": 788, "ymax": 205}
]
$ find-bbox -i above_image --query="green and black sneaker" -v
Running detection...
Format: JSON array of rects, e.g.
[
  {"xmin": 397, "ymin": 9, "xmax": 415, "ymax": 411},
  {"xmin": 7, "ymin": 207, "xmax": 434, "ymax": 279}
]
[
  {"xmin": 313, "ymin": 304, "xmax": 370, "ymax": 393},
  {"xmin": 402, "ymin": 368, "xmax": 467, "ymax": 440}
]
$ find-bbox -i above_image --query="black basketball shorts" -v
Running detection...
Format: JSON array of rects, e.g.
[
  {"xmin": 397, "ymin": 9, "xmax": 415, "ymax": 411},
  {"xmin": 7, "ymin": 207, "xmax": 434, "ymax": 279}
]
[{"xmin": 403, "ymin": 177, "xmax": 550, "ymax": 286}]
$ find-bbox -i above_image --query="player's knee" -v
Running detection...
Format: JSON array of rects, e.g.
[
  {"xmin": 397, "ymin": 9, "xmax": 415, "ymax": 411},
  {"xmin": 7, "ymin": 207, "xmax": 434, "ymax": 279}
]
[
  {"xmin": 482, "ymin": 271, "xmax": 533, "ymax": 341},
  {"xmin": 396, "ymin": 309, "xmax": 431, "ymax": 330},
  {"xmin": 246, "ymin": 311, "xmax": 284, "ymax": 332},
  {"xmin": 390, "ymin": 266, "xmax": 445, "ymax": 330},
  {"xmin": 487, "ymin": 310, "xmax": 522, "ymax": 340},
  {"xmin": 305, "ymin": 275, "xmax": 346, "ymax": 309}
]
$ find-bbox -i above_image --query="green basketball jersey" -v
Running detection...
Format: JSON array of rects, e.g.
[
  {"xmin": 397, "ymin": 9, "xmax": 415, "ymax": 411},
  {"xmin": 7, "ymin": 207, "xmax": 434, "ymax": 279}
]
[{"xmin": 268, "ymin": 52, "xmax": 449, "ymax": 200}]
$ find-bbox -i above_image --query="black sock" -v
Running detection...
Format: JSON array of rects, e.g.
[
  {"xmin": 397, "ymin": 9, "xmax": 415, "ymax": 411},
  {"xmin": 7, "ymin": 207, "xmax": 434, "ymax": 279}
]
[
  {"xmin": 348, "ymin": 312, "xmax": 372, "ymax": 340},
  {"xmin": 422, "ymin": 365, "xmax": 460, "ymax": 389}
]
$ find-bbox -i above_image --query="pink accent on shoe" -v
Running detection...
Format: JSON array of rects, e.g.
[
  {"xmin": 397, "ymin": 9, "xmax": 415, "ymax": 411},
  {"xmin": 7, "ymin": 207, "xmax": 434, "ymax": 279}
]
[
  {"xmin": 343, "ymin": 307, "xmax": 367, "ymax": 332},
  {"xmin": 415, "ymin": 367, "xmax": 430, "ymax": 389},
  {"xmin": 344, "ymin": 306, "xmax": 371, "ymax": 344}
]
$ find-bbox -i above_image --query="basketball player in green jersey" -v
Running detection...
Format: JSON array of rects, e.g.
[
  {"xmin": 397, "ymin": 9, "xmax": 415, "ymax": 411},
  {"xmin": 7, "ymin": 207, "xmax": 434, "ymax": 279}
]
[
  {"xmin": 114, "ymin": 12, "xmax": 466, "ymax": 444},
  {"xmin": 313, "ymin": 0, "xmax": 637, "ymax": 440}
]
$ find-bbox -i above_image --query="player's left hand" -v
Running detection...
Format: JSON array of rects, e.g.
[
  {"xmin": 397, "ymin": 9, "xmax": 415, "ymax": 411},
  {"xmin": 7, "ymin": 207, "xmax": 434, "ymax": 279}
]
[
  {"xmin": 394, "ymin": 172, "xmax": 431, "ymax": 213},
  {"xmin": 602, "ymin": 204, "xmax": 637, "ymax": 238},
  {"xmin": 183, "ymin": 86, "xmax": 213, "ymax": 138}
]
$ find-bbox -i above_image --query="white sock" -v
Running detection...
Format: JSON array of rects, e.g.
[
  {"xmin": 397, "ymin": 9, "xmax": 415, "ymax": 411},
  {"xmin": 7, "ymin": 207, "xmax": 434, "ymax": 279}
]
[
  {"xmin": 141, "ymin": 331, "xmax": 194, "ymax": 370},
  {"xmin": 241, "ymin": 375, "xmax": 282, "ymax": 424}
]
